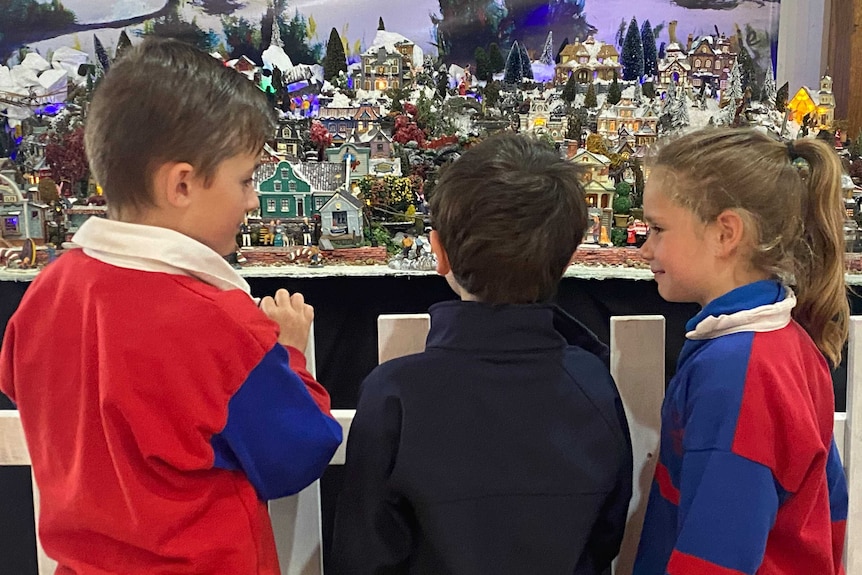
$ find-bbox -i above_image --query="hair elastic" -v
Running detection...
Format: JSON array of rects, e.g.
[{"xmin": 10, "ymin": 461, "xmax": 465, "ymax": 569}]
[{"xmin": 786, "ymin": 141, "xmax": 800, "ymax": 161}]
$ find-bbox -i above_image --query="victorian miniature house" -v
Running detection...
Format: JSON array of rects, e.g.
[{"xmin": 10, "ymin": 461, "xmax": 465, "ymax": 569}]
[
  {"xmin": 554, "ymin": 37, "xmax": 621, "ymax": 85},
  {"xmin": 359, "ymin": 29, "xmax": 423, "ymax": 92}
]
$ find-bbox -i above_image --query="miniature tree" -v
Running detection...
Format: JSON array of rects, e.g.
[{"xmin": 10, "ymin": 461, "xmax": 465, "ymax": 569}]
[
  {"xmin": 561, "ymin": 73, "xmax": 578, "ymax": 107},
  {"xmin": 584, "ymin": 81, "xmax": 597, "ymax": 108},
  {"xmin": 726, "ymin": 59, "xmax": 743, "ymax": 102},
  {"xmin": 607, "ymin": 70, "xmax": 622, "ymax": 105},
  {"xmin": 309, "ymin": 120, "xmax": 333, "ymax": 162},
  {"xmin": 621, "ymin": 17, "xmax": 644, "ymax": 81},
  {"xmin": 378, "ymin": 16, "xmax": 385, "ymax": 31},
  {"xmin": 518, "ymin": 42, "xmax": 533, "ymax": 80},
  {"xmin": 38, "ymin": 177, "xmax": 59, "ymax": 204},
  {"xmin": 474, "ymin": 47, "xmax": 492, "ymax": 82},
  {"xmin": 641, "ymin": 20, "xmax": 657, "ymax": 79},
  {"xmin": 642, "ymin": 81, "xmax": 656, "ymax": 99},
  {"xmin": 761, "ymin": 67, "xmax": 777, "ymax": 109},
  {"xmin": 775, "ymin": 81, "xmax": 789, "ymax": 113},
  {"xmin": 566, "ymin": 107, "xmax": 587, "ymax": 142},
  {"xmin": 615, "ymin": 18, "xmax": 627, "ymax": 49},
  {"xmin": 436, "ymin": 66, "xmax": 450, "ymax": 99},
  {"xmin": 735, "ymin": 39, "xmax": 760, "ymax": 100},
  {"xmin": 393, "ymin": 114, "xmax": 426, "ymax": 147},
  {"xmin": 539, "ymin": 31, "xmax": 554, "ymax": 66},
  {"xmin": 672, "ymin": 90, "xmax": 690, "ymax": 131},
  {"xmin": 45, "ymin": 127, "xmax": 89, "ymax": 198},
  {"xmin": 488, "ymin": 42, "xmax": 505, "ymax": 73},
  {"xmin": 93, "ymin": 34, "xmax": 111, "ymax": 75},
  {"xmin": 633, "ymin": 80, "xmax": 644, "ymax": 106},
  {"xmin": 482, "ymin": 80, "xmax": 501, "ymax": 109},
  {"xmin": 503, "ymin": 41, "xmax": 524, "ymax": 85},
  {"xmin": 115, "ymin": 30, "xmax": 133, "ymax": 61},
  {"xmin": 323, "ymin": 27, "xmax": 347, "ymax": 82},
  {"xmin": 586, "ymin": 133, "xmax": 608, "ymax": 156}
]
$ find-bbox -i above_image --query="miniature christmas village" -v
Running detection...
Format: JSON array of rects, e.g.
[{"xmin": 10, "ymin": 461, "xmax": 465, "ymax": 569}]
[{"xmin": 2, "ymin": 0, "xmax": 861, "ymax": 273}]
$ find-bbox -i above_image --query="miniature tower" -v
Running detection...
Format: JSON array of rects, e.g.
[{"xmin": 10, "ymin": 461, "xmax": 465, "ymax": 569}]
[{"xmin": 819, "ymin": 75, "xmax": 834, "ymax": 127}]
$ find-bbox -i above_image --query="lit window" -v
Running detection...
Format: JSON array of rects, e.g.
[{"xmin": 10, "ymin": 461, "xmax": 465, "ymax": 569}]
[
  {"xmin": 267, "ymin": 199, "xmax": 276, "ymax": 212},
  {"xmin": 281, "ymin": 199, "xmax": 290, "ymax": 212}
]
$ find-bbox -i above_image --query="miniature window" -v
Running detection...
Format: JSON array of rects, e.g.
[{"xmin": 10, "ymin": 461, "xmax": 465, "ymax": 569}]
[
  {"xmin": 267, "ymin": 199, "xmax": 276, "ymax": 212},
  {"xmin": 715, "ymin": 60, "xmax": 721, "ymax": 70},
  {"xmin": 281, "ymin": 169, "xmax": 288, "ymax": 179},
  {"xmin": 391, "ymin": 66, "xmax": 398, "ymax": 74},
  {"xmin": 333, "ymin": 211, "xmax": 348, "ymax": 225},
  {"xmin": 315, "ymin": 197, "xmax": 326, "ymax": 209},
  {"xmin": 288, "ymin": 182, "xmax": 297, "ymax": 192},
  {"xmin": 695, "ymin": 59, "xmax": 701, "ymax": 68},
  {"xmin": 281, "ymin": 199, "xmax": 290, "ymax": 212},
  {"xmin": 3, "ymin": 215, "xmax": 20, "ymax": 235},
  {"xmin": 274, "ymin": 182, "xmax": 282, "ymax": 192},
  {"xmin": 376, "ymin": 143, "xmax": 384, "ymax": 152}
]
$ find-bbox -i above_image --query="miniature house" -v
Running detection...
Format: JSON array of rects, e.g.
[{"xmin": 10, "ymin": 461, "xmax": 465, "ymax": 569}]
[
  {"xmin": 0, "ymin": 172, "xmax": 46, "ymax": 244},
  {"xmin": 318, "ymin": 190, "xmax": 364, "ymax": 241},
  {"xmin": 358, "ymin": 29, "xmax": 423, "ymax": 92},
  {"xmin": 257, "ymin": 161, "xmax": 344, "ymax": 220},
  {"xmin": 787, "ymin": 75, "xmax": 835, "ymax": 128},
  {"xmin": 569, "ymin": 149, "xmax": 615, "ymax": 210},
  {"xmin": 554, "ymin": 37, "xmax": 621, "ymax": 85}
]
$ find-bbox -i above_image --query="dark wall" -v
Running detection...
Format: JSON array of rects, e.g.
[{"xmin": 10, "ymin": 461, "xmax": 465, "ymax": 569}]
[{"xmin": 0, "ymin": 274, "xmax": 850, "ymax": 572}]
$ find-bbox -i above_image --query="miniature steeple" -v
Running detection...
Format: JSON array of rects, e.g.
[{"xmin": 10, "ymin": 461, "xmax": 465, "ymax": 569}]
[{"xmin": 270, "ymin": 0, "xmax": 283, "ymax": 49}]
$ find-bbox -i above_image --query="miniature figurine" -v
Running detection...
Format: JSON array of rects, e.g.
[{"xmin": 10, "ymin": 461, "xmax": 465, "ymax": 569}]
[{"xmin": 301, "ymin": 217, "xmax": 312, "ymax": 246}]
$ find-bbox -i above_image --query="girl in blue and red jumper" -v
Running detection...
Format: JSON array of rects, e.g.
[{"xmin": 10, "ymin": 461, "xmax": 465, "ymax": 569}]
[{"xmin": 634, "ymin": 128, "xmax": 849, "ymax": 575}]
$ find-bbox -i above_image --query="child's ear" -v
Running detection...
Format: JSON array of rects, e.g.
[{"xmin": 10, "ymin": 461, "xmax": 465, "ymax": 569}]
[
  {"xmin": 429, "ymin": 230, "xmax": 451, "ymax": 277},
  {"xmin": 713, "ymin": 209, "xmax": 745, "ymax": 256},
  {"xmin": 155, "ymin": 162, "xmax": 196, "ymax": 208}
]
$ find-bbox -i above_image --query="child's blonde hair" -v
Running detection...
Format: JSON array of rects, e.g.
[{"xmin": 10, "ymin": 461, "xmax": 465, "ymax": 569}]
[{"xmin": 653, "ymin": 127, "xmax": 849, "ymax": 365}]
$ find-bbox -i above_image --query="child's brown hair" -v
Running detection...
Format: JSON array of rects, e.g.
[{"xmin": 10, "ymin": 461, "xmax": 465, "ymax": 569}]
[
  {"xmin": 84, "ymin": 38, "xmax": 275, "ymax": 219},
  {"xmin": 430, "ymin": 133, "xmax": 588, "ymax": 304}
]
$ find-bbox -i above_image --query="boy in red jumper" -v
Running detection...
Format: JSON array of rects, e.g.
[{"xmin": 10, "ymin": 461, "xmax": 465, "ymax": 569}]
[{"xmin": 0, "ymin": 38, "xmax": 341, "ymax": 574}]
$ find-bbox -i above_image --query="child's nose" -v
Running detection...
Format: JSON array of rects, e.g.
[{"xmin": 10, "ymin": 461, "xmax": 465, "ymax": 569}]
[{"xmin": 246, "ymin": 194, "xmax": 260, "ymax": 212}]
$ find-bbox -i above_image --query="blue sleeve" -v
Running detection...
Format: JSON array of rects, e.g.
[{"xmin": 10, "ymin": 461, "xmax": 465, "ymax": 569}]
[
  {"xmin": 210, "ymin": 343, "xmax": 342, "ymax": 501},
  {"xmin": 670, "ymin": 449, "xmax": 779, "ymax": 574}
]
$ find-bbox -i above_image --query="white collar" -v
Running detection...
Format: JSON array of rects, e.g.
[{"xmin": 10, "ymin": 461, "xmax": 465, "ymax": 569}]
[
  {"xmin": 686, "ymin": 289, "xmax": 796, "ymax": 340},
  {"xmin": 71, "ymin": 217, "xmax": 252, "ymax": 296}
]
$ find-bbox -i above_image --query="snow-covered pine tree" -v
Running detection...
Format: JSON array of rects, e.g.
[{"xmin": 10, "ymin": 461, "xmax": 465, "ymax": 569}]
[
  {"xmin": 621, "ymin": 17, "xmax": 644, "ymax": 81},
  {"xmin": 540, "ymin": 31, "xmax": 554, "ymax": 66},
  {"xmin": 504, "ymin": 42, "xmax": 523, "ymax": 85},
  {"xmin": 562, "ymin": 73, "xmax": 578, "ymax": 105},
  {"xmin": 726, "ymin": 59, "xmax": 743, "ymax": 102},
  {"xmin": 672, "ymin": 89, "xmax": 690, "ymax": 131},
  {"xmin": 761, "ymin": 67, "xmax": 777, "ymax": 109}
]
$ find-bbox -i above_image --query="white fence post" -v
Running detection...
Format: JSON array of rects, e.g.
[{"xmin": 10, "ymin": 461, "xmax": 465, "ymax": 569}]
[
  {"xmin": 845, "ymin": 317, "xmax": 862, "ymax": 575},
  {"xmin": 610, "ymin": 316, "xmax": 666, "ymax": 575}
]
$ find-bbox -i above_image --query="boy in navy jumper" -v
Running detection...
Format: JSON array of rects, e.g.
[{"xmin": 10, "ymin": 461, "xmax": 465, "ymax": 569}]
[{"xmin": 332, "ymin": 133, "xmax": 633, "ymax": 574}]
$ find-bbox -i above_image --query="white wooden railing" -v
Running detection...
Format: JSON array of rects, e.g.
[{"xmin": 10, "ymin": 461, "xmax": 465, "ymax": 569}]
[{"xmin": 2, "ymin": 315, "xmax": 860, "ymax": 575}]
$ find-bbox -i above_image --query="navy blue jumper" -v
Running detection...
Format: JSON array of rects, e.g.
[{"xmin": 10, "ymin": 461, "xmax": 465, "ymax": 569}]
[{"xmin": 332, "ymin": 300, "xmax": 633, "ymax": 575}]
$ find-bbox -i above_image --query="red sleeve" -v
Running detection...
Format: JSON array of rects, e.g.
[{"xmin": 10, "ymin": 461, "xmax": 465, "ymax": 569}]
[{"xmin": 284, "ymin": 345, "xmax": 332, "ymax": 416}]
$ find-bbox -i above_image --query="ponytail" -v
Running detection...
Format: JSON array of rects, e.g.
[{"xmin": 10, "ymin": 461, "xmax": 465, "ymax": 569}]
[{"xmin": 788, "ymin": 138, "xmax": 849, "ymax": 366}]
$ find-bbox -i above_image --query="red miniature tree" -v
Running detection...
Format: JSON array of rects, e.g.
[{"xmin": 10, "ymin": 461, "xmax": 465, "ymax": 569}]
[
  {"xmin": 45, "ymin": 126, "xmax": 89, "ymax": 196},
  {"xmin": 392, "ymin": 114, "xmax": 426, "ymax": 147},
  {"xmin": 309, "ymin": 120, "xmax": 333, "ymax": 161}
]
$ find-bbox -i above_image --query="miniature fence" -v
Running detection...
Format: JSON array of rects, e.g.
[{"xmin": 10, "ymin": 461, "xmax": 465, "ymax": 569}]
[{"xmin": 1, "ymin": 315, "xmax": 860, "ymax": 575}]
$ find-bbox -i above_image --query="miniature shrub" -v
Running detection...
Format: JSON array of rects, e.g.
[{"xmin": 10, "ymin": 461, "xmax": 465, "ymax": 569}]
[{"xmin": 612, "ymin": 195, "xmax": 632, "ymax": 215}]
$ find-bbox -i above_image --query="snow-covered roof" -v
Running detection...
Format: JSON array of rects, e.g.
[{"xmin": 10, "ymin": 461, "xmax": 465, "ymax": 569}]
[
  {"xmin": 363, "ymin": 30, "xmax": 423, "ymax": 69},
  {"xmin": 262, "ymin": 45, "xmax": 293, "ymax": 72},
  {"xmin": 558, "ymin": 37, "xmax": 619, "ymax": 70}
]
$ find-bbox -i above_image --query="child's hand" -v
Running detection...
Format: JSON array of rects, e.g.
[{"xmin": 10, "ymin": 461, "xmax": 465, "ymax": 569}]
[{"xmin": 260, "ymin": 289, "xmax": 314, "ymax": 351}]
